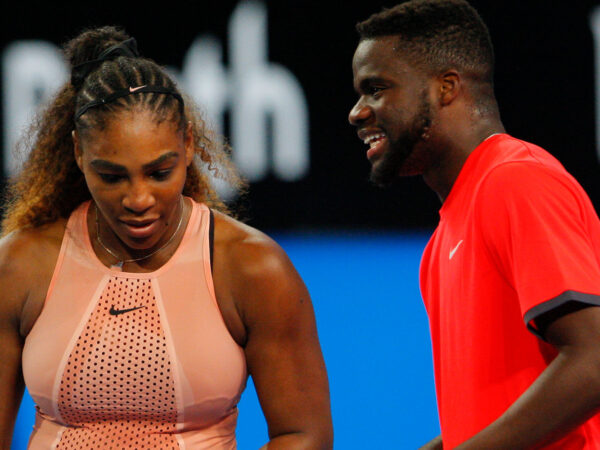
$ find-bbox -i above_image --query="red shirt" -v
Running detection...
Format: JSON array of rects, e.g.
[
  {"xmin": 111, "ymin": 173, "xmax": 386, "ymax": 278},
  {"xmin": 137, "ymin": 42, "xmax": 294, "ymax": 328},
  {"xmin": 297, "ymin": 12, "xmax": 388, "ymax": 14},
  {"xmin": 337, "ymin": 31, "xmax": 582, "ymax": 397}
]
[{"xmin": 420, "ymin": 134, "xmax": 600, "ymax": 448}]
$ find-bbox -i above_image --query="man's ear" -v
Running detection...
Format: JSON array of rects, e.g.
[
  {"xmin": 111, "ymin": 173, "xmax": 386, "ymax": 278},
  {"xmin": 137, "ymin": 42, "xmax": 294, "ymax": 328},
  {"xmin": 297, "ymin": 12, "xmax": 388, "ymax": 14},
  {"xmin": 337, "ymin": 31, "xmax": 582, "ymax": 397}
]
[
  {"xmin": 438, "ymin": 70, "xmax": 460, "ymax": 106},
  {"xmin": 72, "ymin": 130, "xmax": 83, "ymax": 171}
]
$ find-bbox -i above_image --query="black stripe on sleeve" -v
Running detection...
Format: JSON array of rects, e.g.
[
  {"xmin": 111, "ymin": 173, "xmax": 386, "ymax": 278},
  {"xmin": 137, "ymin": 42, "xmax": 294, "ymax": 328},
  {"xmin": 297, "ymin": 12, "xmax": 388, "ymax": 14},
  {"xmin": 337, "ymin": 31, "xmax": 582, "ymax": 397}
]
[{"xmin": 524, "ymin": 290, "xmax": 600, "ymax": 340}]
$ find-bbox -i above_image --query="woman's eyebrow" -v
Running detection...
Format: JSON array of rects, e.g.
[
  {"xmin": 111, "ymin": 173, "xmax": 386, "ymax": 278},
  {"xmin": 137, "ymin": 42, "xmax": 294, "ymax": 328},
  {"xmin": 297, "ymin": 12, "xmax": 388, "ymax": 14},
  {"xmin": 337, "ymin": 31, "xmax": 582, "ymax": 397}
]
[
  {"xmin": 90, "ymin": 159, "xmax": 126, "ymax": 172},
  {"xmin": 142, "ymin": 152, "xmax": 179, "ymax": 170}
]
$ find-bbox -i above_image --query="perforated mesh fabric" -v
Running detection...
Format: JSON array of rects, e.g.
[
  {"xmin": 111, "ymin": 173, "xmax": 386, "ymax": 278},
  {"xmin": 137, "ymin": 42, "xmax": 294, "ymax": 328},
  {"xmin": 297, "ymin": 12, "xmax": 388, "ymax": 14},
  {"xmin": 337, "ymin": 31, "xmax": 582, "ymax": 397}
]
[{"xmin": 56, "ymin": 277, "xmax": 179, "ymax": 448}]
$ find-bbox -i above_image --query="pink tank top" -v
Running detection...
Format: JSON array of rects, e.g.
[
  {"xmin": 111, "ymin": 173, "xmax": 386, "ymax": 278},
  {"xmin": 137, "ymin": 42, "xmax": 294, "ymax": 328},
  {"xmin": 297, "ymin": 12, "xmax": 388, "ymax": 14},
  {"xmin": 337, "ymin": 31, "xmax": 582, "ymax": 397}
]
[{"xmin": 22, "ymin": 199, "xmax": 247, "ymax": 449}]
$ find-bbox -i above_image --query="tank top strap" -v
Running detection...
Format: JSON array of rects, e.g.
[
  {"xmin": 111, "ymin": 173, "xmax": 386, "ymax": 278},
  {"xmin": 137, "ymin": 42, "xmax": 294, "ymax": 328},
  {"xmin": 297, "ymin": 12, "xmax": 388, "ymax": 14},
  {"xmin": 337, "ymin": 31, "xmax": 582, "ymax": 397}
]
[
  {"xmin": 60, "ymin": 200, "xmax": 96, "ymax": 271},
  {"xmin": 68, "ymin": 200, "xmax": 91, "ymax": 236},
  {"xmin": 174, "ymin": 200, "xmax": 215, "ymax": 300},
  {"xmin": 181, "ymin": 198, "xmax": 210, "ymax": 247}
]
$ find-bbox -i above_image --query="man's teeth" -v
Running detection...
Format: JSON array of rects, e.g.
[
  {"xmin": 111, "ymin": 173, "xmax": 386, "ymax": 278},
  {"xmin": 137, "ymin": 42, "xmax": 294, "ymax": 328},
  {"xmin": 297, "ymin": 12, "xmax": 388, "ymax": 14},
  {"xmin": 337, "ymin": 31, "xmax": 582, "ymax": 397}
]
[{"xmin": 364, "ymin": 133, "xmax": 386, "ymax": 146}]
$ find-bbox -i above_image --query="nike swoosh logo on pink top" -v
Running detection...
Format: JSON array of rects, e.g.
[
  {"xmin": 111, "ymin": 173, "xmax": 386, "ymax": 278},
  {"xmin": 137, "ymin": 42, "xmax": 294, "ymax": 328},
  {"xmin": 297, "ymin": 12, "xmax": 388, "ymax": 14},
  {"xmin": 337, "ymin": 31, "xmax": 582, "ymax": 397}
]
[{"xmin": 109, "ymin": 305, "xmax": 147, "ymax": 315}]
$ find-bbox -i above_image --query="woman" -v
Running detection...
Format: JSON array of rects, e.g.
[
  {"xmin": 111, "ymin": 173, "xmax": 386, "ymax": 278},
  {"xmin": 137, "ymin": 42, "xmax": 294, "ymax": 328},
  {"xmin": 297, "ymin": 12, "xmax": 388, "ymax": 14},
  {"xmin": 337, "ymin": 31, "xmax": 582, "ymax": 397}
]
[{"xmin": 0, "ymin": 26, "xmax": 332, "ymax": 449}]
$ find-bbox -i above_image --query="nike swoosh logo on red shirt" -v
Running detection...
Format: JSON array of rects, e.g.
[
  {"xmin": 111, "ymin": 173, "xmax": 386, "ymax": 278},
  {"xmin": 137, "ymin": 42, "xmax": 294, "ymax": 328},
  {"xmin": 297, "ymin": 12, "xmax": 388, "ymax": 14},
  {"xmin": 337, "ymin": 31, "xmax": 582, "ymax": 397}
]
[{"xmin": 449, "ymin": 240, "xmax": 464, "ymax": 260}]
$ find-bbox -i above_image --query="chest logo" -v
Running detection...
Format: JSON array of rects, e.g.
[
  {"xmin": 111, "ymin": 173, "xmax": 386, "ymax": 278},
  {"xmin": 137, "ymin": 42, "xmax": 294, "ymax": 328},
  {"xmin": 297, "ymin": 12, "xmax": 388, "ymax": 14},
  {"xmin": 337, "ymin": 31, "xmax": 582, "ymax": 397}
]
[
  {"xmin": 109, "ymin": 305, "xmax": 147, "ymax": 316},
  {"xmin": 449, "ymin": 240, "xmax": 464, "ymax": 260}
]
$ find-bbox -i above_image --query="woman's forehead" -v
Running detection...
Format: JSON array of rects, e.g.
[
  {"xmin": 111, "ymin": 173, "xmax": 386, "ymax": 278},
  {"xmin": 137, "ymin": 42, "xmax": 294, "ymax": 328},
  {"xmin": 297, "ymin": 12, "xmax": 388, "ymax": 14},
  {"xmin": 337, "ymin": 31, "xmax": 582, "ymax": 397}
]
[
  {"xmin": 81, "ymin": 111, "xmax": 184, "ymax": 160},
  {"xmin": 84, "ymin": 108, "xmax": 178, "ymax": 136}
]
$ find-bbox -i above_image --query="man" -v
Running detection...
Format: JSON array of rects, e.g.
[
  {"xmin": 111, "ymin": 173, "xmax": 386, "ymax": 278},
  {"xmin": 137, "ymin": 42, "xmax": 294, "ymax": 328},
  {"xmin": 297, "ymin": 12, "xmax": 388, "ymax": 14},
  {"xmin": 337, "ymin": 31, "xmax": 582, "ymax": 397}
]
[{"xmin": 349, "ymin": 0, "xmax": 600, "ymax": 448}]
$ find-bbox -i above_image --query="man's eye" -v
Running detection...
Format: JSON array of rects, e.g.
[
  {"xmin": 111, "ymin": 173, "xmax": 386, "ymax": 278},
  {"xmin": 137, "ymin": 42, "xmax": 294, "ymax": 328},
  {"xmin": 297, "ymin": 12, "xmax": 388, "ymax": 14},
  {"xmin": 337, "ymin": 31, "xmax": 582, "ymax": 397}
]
[
  {"xmin": 98, "ymin": 173, "xmax": 124, "ymax": 183},
  {"xmin": 151, "ymin": 170, "xmax": 172, "ymax": 181},
  {"xmin": 370, "ymin": 86, "xmax": 384, "ymax": 95}
]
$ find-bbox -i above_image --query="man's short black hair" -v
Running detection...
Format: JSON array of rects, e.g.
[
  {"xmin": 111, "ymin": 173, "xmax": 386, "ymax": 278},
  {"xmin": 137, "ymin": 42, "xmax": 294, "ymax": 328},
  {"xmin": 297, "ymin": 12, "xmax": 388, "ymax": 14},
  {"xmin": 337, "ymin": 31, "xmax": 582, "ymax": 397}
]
[{"xmin": 357, "ymin": 0, "xmax": 494, "ymax": 84}]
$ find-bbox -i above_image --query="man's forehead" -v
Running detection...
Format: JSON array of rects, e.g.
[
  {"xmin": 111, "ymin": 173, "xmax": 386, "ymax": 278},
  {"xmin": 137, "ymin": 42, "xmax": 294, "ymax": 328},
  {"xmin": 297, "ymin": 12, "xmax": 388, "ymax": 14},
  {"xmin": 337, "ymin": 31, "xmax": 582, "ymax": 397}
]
[
  {"xmin": 359, "ymin": 35, "xmax": 401, "ymax": 52},
  {"xmin": 352, "ymin": 36, "xmax": 408, "ymax": 75}
]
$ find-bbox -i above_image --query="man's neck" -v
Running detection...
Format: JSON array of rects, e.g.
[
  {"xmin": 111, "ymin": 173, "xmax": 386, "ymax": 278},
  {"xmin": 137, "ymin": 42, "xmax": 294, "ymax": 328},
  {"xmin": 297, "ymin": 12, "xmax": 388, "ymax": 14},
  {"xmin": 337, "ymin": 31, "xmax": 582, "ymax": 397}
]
[{"xmin": 423, "ymin": 121, "xmax": 505, "ymax": 202}]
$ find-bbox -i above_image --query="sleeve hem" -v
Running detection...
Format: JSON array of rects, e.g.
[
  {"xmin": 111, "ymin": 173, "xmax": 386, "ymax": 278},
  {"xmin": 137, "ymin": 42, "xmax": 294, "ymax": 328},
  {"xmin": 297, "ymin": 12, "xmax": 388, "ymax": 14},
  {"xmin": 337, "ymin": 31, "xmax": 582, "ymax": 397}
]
[{"xmin": 524, "ymin": 290, "xmax": 600, "ymax": 340}]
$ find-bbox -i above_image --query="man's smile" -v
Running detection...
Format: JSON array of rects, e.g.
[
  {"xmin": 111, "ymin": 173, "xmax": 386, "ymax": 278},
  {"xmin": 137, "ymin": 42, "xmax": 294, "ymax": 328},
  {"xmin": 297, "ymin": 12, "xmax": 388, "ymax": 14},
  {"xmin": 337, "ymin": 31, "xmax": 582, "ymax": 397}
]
[{"xmin": 359, "ymin": 130, "xmax": 388, "ymax": 160}]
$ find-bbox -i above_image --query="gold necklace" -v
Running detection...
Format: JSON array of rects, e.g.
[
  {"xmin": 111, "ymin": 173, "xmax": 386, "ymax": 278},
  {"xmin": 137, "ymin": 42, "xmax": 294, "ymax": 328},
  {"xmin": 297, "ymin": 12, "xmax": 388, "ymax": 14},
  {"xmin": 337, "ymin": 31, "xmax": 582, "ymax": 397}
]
[{"xmin": 95, "ymin": 197, "xmax": 184, "ymax": 268}]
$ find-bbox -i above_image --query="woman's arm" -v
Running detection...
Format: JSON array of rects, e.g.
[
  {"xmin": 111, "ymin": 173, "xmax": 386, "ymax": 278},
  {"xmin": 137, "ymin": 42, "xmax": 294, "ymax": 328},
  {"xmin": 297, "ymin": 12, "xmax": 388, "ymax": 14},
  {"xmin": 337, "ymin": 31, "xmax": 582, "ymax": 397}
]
[
  {"xmin": 0, "ymin": 224, "xmax": 64, "ymax": 449},
  {"xmin": 0, "ymin": 233, "xmax": 31, "ymax": 449},
  {"xmin": 0, "ymin": 306, "xmax": 25, "ymax": 450},
  {"xmin": 213, "ymin": 214, "xmax": 333, "ymax": 449}
]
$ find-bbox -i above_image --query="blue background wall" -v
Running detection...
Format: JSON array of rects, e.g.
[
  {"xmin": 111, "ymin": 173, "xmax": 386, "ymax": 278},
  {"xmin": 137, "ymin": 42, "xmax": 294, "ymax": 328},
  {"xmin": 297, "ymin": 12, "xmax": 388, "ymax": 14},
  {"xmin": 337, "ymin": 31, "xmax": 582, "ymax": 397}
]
[{"xmin": 11, "ymin": 232, "xmax": 439, "ymax": 449}]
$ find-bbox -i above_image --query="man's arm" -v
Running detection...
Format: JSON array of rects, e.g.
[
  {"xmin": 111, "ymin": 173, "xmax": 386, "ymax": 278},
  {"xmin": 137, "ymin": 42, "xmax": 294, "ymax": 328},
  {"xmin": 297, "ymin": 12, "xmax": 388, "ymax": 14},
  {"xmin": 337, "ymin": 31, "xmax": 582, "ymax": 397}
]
[
  {"xmin": 419, "ymin": 435, "xmax": 442, "ymax": 449},
  {"xmin": 458, "ymin": 304, "xmax": 600, "ymax": 449}
]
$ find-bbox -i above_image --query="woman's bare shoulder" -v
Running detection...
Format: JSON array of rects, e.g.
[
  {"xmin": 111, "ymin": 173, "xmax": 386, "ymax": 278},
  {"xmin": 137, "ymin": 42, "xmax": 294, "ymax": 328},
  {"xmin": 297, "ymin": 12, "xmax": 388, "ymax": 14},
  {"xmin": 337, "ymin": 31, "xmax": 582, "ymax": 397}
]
[
  {"xmin": 0, "ymin": 219, "xmax": 67, "ymax": 269},
  {"xmin": 0, "ymin": 220, "xmax": 68, "ymax": 336},
  {"xmin": 212, "ymin": 210, "xmax": 287, "ymax": 272},
  {"xmin": 0, "ymin": 220, "xmax": 67, "ymax": 299},
  {"xmin": 212, "ymin": 210, "xmax": 307, "ymax": 307},
  {"xmin": 211, "ymin": 210, "xmax": 310, "ymax": 348},
  {"xmin": 212, "ymin": 210, "xmax": 271, "ymax": 244}
]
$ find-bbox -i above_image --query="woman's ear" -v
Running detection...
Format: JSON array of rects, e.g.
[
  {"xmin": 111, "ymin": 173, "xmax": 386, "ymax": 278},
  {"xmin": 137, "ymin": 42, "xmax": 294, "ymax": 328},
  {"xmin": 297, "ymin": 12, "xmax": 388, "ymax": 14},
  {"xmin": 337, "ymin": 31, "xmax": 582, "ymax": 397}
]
[
  {"xmin": 184, "ymin": 121, "xmax": 194, "ymax": 167},
  {"xmin": 72, "ymin": 130, "xmax": 84, "ymax": 170}
]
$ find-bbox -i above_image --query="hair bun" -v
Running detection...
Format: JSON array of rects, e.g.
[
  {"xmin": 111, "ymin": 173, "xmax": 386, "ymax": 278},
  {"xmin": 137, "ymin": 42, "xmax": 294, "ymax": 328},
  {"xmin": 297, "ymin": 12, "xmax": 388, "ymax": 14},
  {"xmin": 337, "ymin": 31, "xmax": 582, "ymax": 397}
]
[{"xmin": 64, "ymin": 26, "xmax": 132, "ymax": 88}]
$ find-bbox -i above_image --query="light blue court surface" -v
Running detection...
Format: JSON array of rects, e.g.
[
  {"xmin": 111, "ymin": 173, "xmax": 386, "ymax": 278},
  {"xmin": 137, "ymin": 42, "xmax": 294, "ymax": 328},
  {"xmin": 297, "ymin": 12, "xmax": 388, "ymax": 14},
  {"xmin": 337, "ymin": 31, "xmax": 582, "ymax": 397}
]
[{"xmin": 12, "ymin": 231, "xmax": 440, "ymax": 449}]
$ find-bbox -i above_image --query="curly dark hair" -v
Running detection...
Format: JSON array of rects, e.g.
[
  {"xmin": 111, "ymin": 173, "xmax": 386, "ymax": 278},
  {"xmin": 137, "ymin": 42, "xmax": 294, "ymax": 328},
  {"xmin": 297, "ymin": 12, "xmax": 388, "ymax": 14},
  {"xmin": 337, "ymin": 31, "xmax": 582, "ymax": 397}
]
[
  {"xmin": 357, "ymin": 0, "xmax": 494, "ymax": 84},
  {"xmin": 2, "ymin": 26, "xmax": 245, "ymax": 235}
]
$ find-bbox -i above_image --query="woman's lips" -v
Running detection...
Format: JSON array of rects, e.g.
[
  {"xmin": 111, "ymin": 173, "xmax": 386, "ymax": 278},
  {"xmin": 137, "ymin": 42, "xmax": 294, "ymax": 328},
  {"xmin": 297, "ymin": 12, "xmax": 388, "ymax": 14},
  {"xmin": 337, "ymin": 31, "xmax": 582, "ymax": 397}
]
[{"xmin": 120, "ymin": 219, "xmax": 160, "ymax": 239}]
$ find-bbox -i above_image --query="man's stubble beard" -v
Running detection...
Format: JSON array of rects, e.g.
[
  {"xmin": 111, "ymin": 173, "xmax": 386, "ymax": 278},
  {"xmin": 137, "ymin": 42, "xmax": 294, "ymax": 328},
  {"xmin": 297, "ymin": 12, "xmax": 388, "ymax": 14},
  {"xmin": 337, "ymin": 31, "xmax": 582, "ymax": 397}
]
[{"xmin": 370, "ymin": 92, "xmax": 432, "ymax": 188}]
